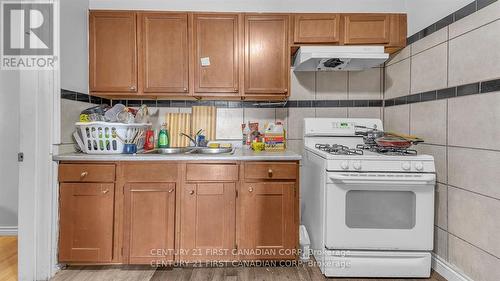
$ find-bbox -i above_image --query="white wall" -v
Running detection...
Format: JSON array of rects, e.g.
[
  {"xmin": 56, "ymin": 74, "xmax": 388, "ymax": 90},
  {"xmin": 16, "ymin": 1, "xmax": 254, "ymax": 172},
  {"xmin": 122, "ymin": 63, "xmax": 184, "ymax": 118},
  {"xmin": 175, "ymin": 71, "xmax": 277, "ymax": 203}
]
[
  {"xmin": 405, "ymin": 0, "xmax": 474, "ymax": 35},
  {"xmin": 61, "ymin": 0, "xmax": 89, "ymax": 94},
  {"xmin": 0, "ymin": 71, "xmax": 19, "ymax": 230},
  {"xmin": 89, "ymin": 0, "xmax": 406, "ymax": 13}
]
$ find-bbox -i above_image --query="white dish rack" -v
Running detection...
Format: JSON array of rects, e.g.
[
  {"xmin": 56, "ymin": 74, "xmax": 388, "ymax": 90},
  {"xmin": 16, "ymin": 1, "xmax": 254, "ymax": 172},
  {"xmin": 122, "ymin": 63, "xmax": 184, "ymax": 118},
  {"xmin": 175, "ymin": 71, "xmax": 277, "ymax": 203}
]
[{"xmin": 75, "ymin": 122, "xmax": 151, "ymax": 154}]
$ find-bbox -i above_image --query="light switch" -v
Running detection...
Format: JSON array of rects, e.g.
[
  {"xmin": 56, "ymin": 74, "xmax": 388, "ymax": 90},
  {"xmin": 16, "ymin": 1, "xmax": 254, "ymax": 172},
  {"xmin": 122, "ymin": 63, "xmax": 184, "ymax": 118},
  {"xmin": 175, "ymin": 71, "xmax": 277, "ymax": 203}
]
[{"xmin": 200, "ymin": 57, "xmax": 210, "ymax": 67}]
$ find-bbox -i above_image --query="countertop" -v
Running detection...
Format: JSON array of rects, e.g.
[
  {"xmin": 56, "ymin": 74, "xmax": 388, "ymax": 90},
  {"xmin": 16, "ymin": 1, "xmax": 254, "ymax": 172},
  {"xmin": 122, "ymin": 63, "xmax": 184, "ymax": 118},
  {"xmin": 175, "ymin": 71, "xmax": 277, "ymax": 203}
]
[{"xmin": 53, "ymin": 148, "xmax": 302, "ymax": 162}]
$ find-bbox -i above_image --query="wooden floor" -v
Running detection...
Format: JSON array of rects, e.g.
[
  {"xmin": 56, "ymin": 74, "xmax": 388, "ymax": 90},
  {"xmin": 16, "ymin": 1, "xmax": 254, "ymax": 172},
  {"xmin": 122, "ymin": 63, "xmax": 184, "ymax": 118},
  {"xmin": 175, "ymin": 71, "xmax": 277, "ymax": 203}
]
[
  {"xmin": 51, "ymin": 265, "xmax": 446, "ymax": 281},
  {"xmin": 0, "ymin": 236, "xmax": 17, "ymax": 281}
]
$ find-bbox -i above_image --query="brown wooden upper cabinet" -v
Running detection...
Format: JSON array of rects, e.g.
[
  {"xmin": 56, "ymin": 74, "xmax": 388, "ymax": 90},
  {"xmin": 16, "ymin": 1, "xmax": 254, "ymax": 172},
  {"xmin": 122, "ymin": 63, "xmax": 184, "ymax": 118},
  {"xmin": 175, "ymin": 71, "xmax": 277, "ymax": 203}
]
[
  {"xmin": 342, "ymin": 14, "xmax": 391, "ymax": 44},
  {"xmin": 293, "ymin": 14, "xmax": 340, "ymax": 43},
  {"xmin": 193, "ymin": 14, "xmax": 239, "ymax": 94},
  {"xmin": 244, "ymin": 14, "xmax": 289, "ymax": 96},
  {"xmin": 139, "ymin": 13, "xmax": 189, "ymax": 95},
  {"xmin": 89, "ymin": 11, "xmax": 137, "ymax": 93}
]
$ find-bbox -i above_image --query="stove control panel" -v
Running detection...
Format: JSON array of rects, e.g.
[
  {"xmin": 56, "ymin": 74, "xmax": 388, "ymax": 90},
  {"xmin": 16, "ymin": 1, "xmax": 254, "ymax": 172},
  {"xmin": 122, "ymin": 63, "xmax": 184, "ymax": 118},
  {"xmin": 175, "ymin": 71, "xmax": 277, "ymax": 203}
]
[{"xmin": 331, "ymin": 159, "xmax": 435, "ymax": 173}]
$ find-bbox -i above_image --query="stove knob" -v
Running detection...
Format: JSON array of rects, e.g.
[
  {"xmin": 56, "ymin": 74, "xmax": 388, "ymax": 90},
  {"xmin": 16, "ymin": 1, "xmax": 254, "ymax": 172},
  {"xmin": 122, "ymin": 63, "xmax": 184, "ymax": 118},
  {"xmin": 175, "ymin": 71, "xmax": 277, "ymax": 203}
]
[
  {"xmin": 415, "ymin": 162, "xmax": 424, "ymax": 171},
  {"xmin": 340, "ymin": 161, "xmax": 349, "ymax": 170},
  {"xmin": 402, "ymin": 162, "xmax": 411, "ymax": 171},
  {"xmin": 353, "ymin": 161, "xmax": 362, "ymax": 170}
]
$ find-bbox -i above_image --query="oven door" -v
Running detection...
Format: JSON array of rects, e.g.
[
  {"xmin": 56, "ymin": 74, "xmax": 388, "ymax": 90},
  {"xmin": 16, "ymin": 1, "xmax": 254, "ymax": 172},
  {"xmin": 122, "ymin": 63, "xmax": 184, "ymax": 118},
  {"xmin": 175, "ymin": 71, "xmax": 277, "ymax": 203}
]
[{"xmin": 325, "ymin": 172, "xmax": 435, "ymax": 251}]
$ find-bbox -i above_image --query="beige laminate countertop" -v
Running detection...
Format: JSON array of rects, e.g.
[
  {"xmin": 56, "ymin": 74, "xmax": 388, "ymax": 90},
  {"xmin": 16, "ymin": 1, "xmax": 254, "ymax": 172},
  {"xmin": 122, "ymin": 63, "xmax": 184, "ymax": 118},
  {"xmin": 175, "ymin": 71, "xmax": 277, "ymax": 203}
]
[{"xmin": 53, "ymin": 148, "xmax": 302, "ymax": 162}]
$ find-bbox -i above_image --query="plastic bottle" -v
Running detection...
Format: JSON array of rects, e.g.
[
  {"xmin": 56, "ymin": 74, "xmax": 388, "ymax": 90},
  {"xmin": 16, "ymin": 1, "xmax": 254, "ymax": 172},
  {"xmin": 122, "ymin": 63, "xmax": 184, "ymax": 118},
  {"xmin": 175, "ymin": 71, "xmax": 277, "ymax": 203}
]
[{"xmin": 158, "ymin": 123, "xmax": 169, "ymax": 148}]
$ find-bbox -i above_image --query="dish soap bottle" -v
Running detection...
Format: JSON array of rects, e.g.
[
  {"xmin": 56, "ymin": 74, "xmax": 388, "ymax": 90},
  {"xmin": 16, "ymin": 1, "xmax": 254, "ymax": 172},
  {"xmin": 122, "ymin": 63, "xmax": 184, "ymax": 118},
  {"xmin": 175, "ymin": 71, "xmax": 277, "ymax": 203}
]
[{"xmin": 158, "ymin": 123, "xmax": 169, "ymax": 148}]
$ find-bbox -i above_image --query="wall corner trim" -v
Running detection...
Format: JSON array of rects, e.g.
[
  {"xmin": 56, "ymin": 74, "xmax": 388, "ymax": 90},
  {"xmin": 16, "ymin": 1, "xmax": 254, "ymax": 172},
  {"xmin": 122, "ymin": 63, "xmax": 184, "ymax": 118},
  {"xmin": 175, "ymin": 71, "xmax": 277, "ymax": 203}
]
[
  {"xmin": 0, "ymin": 226, "xmax": 18, "ymax": 236},
  {"xmin": 431, "ymin": 253, "xmax": 473, "ymax": 281}
]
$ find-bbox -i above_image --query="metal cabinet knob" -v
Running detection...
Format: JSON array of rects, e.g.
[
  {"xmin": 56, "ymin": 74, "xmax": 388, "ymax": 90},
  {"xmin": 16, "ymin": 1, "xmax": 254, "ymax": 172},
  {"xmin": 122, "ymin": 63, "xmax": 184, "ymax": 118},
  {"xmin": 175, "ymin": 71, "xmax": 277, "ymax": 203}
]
[
  {"xmin": 189, "ymin": 190, "xmax": 195, "ymax": 195},
  {"xmin": 183, "ymin": 88, "xmax": 188, "ymax": 92},
  {"xmin": 268, "ymin": 169, "xmax": 273, "ymax": 177},
  {"xmin": 130, "ymin": 86, "xmax": 136, "ymax": 91},
  {"xmin": 102, "ymin": 189, "xmax": 109, "ymax": 194},
  {"xmin": 248, "ymin": 187, "xmax": 253, "ymax": 193},
  {"xmin": 80, "ymin": 171, "xmax": 88, "ymax": 178},
  {"xmin": 168, "ymin": 188, "xmax": 175, "ymax": 193}
]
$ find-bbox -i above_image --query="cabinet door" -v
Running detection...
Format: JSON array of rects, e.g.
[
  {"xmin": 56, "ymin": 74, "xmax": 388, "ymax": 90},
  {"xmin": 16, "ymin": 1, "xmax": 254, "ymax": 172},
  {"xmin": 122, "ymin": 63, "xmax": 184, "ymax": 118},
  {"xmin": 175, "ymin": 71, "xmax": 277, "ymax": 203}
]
[
  {"xmin": 181, "ymin": 183, "xmax": 236, "ymax": 261},
  {"xmin": 343, "ymin": 14, "xmax": 391, "ymax": 45},
  {"xmin": 89, "ymin": 11, "xmax": 137, "ymax": 93},
  {"xmin": 244, "ymin": 15, "xmax": 289, "ymax": 95},
  {"xmin": 294, "ymin": 14, "xmax": 340, "ymax": 43},
  {"xmin": 139, "ymin": 13, "xmax": 189, "ymax": 94},
  {"xmin": 124, "ymin": 183, "xmax": 176, "ymax": 264},
  {"xmin": 59, "ymin": 183, "xmax": 114, "ymax": 263},
  {"xmin": 193, "ymin": 14, "xmax": 239, "ymax": 94},
  {"xmin": 239, "ymin": 182, "xmax": 297, "ymax": 260}
]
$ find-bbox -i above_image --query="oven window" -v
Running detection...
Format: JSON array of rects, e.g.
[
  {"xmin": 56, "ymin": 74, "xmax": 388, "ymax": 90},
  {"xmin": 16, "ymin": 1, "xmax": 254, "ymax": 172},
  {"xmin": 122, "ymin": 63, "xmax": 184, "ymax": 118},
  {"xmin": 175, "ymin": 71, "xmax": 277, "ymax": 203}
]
[{"xmin": 345, "ymin": 190, "xmax": 416, "ymax": 229}]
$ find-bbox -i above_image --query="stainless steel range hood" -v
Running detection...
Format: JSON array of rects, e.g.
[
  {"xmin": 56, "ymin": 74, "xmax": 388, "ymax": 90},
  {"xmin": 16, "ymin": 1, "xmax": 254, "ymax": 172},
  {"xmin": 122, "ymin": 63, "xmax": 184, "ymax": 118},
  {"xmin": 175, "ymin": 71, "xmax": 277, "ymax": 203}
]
[{"xmin": 293, "ymin": 46, "xmax": 389, "ymax": 72}]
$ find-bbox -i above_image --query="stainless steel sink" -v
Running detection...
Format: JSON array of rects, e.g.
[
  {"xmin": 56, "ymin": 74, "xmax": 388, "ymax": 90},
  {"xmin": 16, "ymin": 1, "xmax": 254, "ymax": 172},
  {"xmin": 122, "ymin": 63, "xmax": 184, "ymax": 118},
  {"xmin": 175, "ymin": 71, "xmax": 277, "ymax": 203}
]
[
  {"xmin": 141, "ymin": 147, "xmax": 234, "ymax": 155},
  {"xmin": 142, "ymin": 147, "xmax": 193, "ymax": 154},
  {"xmin": 188, "ymin": 147, "xmax": 234, "ymax": 154}
]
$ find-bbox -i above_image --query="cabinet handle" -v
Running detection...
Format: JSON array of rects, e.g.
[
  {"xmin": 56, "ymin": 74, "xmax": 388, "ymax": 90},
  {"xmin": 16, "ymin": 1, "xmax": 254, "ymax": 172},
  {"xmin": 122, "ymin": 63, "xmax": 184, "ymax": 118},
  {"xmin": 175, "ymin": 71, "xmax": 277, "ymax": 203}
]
[
  {"xmin": 268, "ymin": 169, "xmax": 273, "ymax": 177},
  {"xmin": 130, "ymin": 86, "xmax": 136, "ymax": 91},
  {"xmin": 283, "ymin": 89, "xmax": 288, "ymax": 93},
  {"xmin": 248, "ymin": 187, "xmax": 253, "ymax": 193},
  {"xmin": 80, "ymin": 171, "xmax": 88, "ymax": 178},
  {"xmin": 168, "ymin": 188, "xmax": 175, "ymax": 193},
  {"xmin": 189, "ymin": 190, "xmax": 195, "ymax": 195},
  {"xmin": 183, "ymin": 88, "xmax": 188, "ymax": 92},
  {"xmin": 102, "ymin": 189, "xmax": 109, "ymax": 194}
]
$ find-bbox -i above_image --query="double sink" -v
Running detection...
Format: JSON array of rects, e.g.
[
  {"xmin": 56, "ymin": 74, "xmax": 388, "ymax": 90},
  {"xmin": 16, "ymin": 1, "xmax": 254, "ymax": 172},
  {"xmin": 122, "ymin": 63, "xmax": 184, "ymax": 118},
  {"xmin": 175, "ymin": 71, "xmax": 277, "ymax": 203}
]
[{"xmin": 141, "ymin": 147, "xmax": 234, "ymax": 155}]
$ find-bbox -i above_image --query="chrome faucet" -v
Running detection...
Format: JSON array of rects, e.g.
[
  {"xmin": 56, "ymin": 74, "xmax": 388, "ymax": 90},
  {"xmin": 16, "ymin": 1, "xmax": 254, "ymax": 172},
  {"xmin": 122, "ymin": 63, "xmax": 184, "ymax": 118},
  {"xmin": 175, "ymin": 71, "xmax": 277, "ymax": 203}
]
[{"xmin": 180, "ymin": 129, "xmax": 204, "ymax": 147}]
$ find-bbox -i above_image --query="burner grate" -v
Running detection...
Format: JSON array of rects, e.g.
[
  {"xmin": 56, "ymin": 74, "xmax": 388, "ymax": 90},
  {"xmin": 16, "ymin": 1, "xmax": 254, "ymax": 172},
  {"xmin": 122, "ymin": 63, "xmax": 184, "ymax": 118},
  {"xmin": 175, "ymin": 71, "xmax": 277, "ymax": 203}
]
[
  {"xmin": 356, "ymin": 144, "xmax": 417, "ymax": 156},
  {"xmin": 315, "ymin": 144, "xmax": 364, "ymax": 155}
]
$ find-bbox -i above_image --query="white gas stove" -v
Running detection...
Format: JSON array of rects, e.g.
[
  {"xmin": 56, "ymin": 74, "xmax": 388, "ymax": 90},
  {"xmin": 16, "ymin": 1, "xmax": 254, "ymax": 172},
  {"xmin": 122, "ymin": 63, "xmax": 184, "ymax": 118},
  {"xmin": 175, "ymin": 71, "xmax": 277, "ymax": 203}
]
[{"xmin": 301, "ymin": 118, "xmax": 436, "ymax": 278}]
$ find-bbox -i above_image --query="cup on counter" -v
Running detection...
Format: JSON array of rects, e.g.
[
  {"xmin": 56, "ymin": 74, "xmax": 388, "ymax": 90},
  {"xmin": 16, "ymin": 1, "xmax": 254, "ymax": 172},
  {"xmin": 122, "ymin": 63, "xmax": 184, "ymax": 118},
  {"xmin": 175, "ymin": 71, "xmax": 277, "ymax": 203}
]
[{"xmin": 123, "ymin": 143, "xmax": 137, "ymax": 154}]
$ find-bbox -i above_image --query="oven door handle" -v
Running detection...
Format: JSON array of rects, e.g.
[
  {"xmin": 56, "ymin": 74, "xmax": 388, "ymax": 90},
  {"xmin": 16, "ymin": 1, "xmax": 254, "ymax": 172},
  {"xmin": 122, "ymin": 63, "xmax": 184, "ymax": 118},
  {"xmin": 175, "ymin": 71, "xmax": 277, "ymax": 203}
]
[{"xmin": 328, "ymin": 173, "xmax": 436, "ymax": 185}]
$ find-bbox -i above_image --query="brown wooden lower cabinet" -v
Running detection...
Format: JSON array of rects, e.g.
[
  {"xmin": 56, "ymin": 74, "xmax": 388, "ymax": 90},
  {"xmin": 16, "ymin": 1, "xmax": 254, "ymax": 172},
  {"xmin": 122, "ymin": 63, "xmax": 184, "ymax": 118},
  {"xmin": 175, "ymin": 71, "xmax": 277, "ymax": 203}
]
[
  {"xmin": 58, "ymin": 161, "xmax": 299, "ymax": 265},
  {"xmin": 180, "ymin": 182, "xmax": 236, "ymax": 261},
  {"xmin": 123, "ymin": 183, "xmax": 176, "ymax": 264},
  {"xmin": 59, "ymin": 183, "xmax": 115, "ymax": 263},
  {"xmin": 239, "ymin": 182, "xmax": 297, "ymax": 260}
]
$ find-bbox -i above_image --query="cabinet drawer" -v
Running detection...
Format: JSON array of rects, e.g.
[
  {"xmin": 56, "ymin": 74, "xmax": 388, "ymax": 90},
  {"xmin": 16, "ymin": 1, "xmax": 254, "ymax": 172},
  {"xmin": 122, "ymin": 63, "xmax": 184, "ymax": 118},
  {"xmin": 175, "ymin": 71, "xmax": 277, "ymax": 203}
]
[
  {"xmin": 185, "ymin": 164, "xmax": 238, "ymax": 181},
  {"xmin": 59, "ymin": 164, "xmax": 115, "ymax": 182},
  {"xmin": 244, "ymin": 162, "xmax": 297, "ymax": 180},
  {"xmin": 122, "ymin": 163, "xmax": 178, "ymax": 182}
]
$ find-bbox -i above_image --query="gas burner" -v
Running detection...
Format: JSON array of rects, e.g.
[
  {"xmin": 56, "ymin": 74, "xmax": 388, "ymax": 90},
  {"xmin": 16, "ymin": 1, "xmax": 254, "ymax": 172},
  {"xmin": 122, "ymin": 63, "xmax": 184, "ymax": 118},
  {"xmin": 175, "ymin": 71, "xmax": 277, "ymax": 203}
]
[
  {"xmin": 356, "ymin": 144, "xmax": 417, "ymax": 156},
  {"xmin": 315, "ymin": 144, "xmax": 364, "ymax": 155}
]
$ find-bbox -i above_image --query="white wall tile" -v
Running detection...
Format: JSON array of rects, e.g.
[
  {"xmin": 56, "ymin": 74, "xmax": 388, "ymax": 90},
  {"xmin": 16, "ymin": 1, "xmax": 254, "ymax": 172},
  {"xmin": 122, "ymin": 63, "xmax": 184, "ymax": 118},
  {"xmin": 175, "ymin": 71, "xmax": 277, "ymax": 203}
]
[
  {"xmin": 243, "ymin": 108, "xmax": 275, "ymax": 131},
  {"xmin": 61, "ymin": 99, "xmax": 94, "ymax": 144},
  {"xmin": 449, "ymin": 1, "xmax": 500, "ymax": 39},
  {"xmin": 179, "ymin": 107, "xmax": 192, "ymax": 114},
  {"xmin": 410, "ymin": 43, "xmax": 448, "ymax": 94},
  {"xmin": 448, "ymin": 92, "xmax": 500, "ymax": 150},
  {"xmin": 290, "ymin": 70, "xmax": 316, "ymax": 100},
  {"xmin": 435, "ymin": 184, "xmax": 448, "ymax": 230},
  {"xmin": 348, "ymin": 107, "xmax": 382, "ymax": 119},
  {"xmin": 316, "ymin": 72, "xmax": 348, "ymax": 100},
  {"xmin": 216, "ymin": 108, "xmax": 243, "ymax": 140},
  {"xmin": 434, "ymin": 227, "xmax": 448, "ymax": 260},
  {"xmin": 384, "ymin": 59, "xmax": 410, "ymax": 99},
  {"xmin": 410, "ymin": 99, "xmax": 447, "ymax": 145},
  {"xmin": 286, "ymin": 139, "xmax": 304, "ymax": 156},
  {"xmin": 386, "ymin": 45, "xmax": 410, "ymax": 66},
  {"xmin": 449, "ymin": 146, "xmax": 500, "ymax": 200},
  {"xmin": 287, "ymin": 108, "xmax": 315, "ymax": 139},
  {"xmin": 411, "ymin": 28, "xmax": 448, "ymax": 55},
  {"xmin": 149, "ymin": 107, "xmax": 179, "ymax": 128},
  {"xmin": 448, "ymin": 187, "xmax": 500, "ymax": 258},
  {"xmin": 348, "ymin": 68, "xmax": 382, "ymax": 100},
  {"xmin": 449, "ymin": 20, "xmax": 500, "ymax": 86},
  {"xmin": 449, "ymin": 234, "xmax": 500, "ymax": 281},
  {"xmin": 415, "ymin": 144, "xmax": 447, "ymax": 184},
  {"xmin": 315, "ymin": 107, "xmax": 347, "ymax": 118},
  {"xmin": 383, "ymin": 104, "xmax": 410, "ymax": 134}
]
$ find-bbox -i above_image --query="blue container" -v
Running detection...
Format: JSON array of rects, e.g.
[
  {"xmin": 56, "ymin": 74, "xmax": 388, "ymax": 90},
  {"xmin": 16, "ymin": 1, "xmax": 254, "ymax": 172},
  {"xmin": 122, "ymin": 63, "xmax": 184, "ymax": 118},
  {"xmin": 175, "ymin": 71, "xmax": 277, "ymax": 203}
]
[{"xmin": 123, "ymin": 143, "xmax": 137, "ymax": 154}]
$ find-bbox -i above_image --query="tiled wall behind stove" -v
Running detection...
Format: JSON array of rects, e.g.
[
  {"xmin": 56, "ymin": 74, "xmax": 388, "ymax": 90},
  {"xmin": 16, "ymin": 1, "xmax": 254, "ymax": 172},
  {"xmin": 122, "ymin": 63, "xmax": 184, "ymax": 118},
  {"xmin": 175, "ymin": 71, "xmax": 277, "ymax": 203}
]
[{"xmin": 384, "ymin": 2, "xmax": 500, "ymax": 280}]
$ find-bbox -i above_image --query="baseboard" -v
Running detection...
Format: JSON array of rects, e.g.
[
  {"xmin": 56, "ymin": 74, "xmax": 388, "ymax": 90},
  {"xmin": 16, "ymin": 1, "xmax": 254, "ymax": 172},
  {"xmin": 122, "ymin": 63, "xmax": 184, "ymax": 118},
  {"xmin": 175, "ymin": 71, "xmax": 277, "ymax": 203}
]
[
  {"xmin": 431, "ymin": 253, "xmax": 472, "ymax": 281},
  {"xmin": 0, "ymin": 226, "xmax": 18, "ymax": 236}
]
